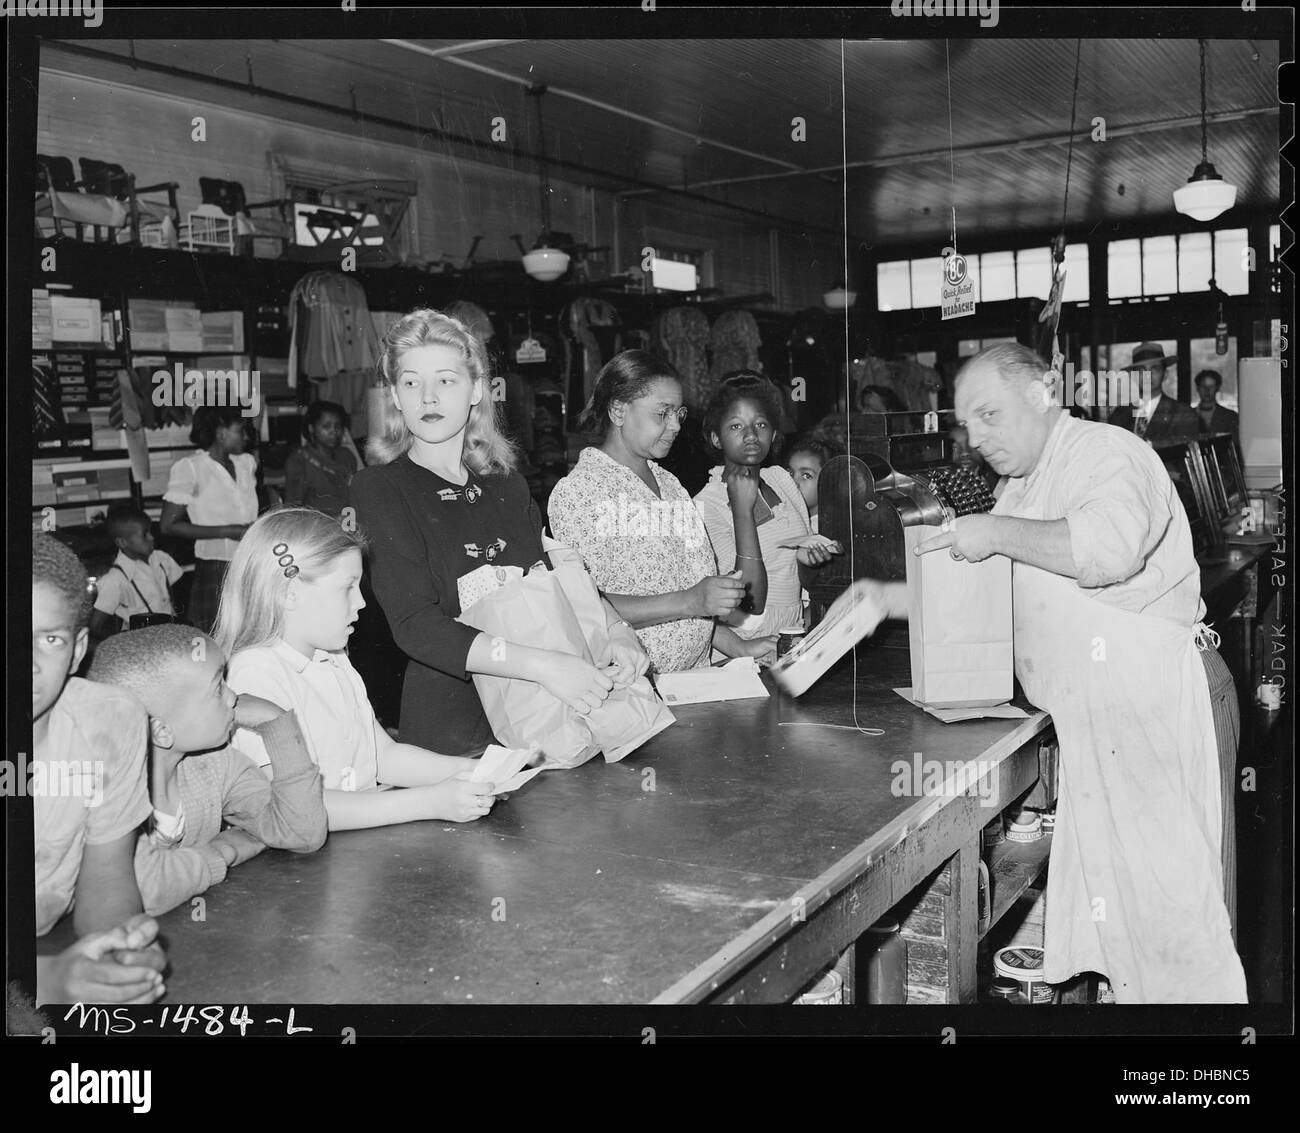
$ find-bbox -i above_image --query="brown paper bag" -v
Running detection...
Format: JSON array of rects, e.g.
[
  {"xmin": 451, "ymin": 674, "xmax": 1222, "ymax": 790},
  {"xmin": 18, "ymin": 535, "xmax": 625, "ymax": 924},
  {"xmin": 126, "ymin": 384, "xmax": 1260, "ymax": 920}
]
[
  {"xmin": 903, "ymin": 525, "xmax": 1013, "ymax": 707},
  {"xmin": 544, "ymin": 538, "xmax": 675, "ymax": 762},
  {"xmin": 457, "ymin": 539, "xmax": 675, "ymax": 767}
]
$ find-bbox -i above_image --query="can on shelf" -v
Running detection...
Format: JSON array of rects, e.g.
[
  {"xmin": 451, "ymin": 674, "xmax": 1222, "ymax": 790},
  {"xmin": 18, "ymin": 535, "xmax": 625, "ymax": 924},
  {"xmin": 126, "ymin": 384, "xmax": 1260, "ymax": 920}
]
[{"xmin": 993, "ymin": 946, "xmax": 1057, "ymax": 1004}]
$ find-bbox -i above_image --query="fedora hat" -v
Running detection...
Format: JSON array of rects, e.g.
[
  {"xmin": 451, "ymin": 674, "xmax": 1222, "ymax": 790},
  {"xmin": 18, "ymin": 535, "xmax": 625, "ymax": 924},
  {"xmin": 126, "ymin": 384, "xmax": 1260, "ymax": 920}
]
[{"xmin": 1129, "ymin": 342, "xmax": 1176, "ymax": 370}]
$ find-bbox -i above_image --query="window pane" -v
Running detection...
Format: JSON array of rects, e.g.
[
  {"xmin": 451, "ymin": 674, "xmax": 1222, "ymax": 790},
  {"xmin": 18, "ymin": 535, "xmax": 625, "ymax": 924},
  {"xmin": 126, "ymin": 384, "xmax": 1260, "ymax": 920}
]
[
  {"xmin": 1062, "ymin": 243, "xmax": 1090, "ymax": 302},
  {"xmin": 980, "ymin": 251, "xmax": 1015, "ymax": 301},
  {"xmin": 1108, "ymin": 239, "xmax": 1142, "ymax": 298},
  {"xmin": 1015, "ymin": 246, "xmax": 1053, "ymax": 300},
  {"xmin": 1214, "ymin": 228, "xmax": 1250, "ymax": 295},
  {"xmin": 910, "ymin": 256, "xmax": 944, "ymax": 308},
  {"xmin": 876, "ymin": 260, "xmax": 911, "ymax": 311},
  {"xmin": 1142, "ymin": 235, "xmax": 1178, "ymax": 296},
  {"xmin": 1269, "ymin": 223, "xmax": 1280, "ymax": 261},
  {"xmin": 965, "ymin": 254, "xmax": 983, "ymax": 303},
  {"xmin": 1189, "ymin": 337, "xmax": 1238, "ymax": 411},
  {"xmin": 1178, "ymin": 232, "xmax": 1212, "ymax": 293}
]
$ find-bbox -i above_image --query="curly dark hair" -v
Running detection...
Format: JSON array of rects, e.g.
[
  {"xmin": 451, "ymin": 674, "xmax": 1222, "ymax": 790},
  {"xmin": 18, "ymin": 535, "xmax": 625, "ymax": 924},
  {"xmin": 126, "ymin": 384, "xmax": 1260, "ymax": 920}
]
[
  {"xmin": 189, "ymin": 405, "xmax": 245, "ymax": 449},
  {"xmin": 701, "ymin": 371, "xmax": 787, "ymax": 457},
  {"xmin": 33, "ymin": 532, "xmax": 93, "ymax": 628},
  {"xmin": 577, "ymin": 350, "xmax": 681, "ymax": 441},
  {"xmin": 786, "ymin": 434, "xmax": 843, "ymax": 467},
  {"xmin": 302, "ymin": 399, "xmax": 350, "ymax": 439}
]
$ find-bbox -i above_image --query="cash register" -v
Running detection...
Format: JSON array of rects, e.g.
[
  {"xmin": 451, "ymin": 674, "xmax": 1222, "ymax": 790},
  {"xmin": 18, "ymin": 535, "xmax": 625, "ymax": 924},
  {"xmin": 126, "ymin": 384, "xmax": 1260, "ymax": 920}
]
[{"xmin": 806, "ymin": 413, "xmax": 999, "ymax": 619}]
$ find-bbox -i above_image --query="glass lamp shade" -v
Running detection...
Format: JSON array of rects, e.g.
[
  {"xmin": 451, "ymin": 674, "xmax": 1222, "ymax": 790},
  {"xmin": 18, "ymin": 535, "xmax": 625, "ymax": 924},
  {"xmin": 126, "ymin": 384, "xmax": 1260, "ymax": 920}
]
[
  {"xmin": 522, "ymin": 247, "xmax": 570, "ymax": 282},
  {"xmin": 1173, "ymin": 162, "xmax": 1237, "ymax": 222}
]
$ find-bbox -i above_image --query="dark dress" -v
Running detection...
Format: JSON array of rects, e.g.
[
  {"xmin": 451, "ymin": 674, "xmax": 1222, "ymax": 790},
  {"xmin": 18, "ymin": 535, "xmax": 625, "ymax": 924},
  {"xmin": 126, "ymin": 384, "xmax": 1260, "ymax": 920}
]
[{"xmin": 349, "ymin": 456, "xmax": 547, "ymax": 755}]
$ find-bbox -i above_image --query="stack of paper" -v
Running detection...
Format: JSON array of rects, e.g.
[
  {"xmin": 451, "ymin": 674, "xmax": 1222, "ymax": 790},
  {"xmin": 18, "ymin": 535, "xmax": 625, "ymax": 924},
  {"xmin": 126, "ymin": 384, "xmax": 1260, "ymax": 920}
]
[{"xmin": 654, "ymin": 656, "xmax": 769, "ymax": 705}]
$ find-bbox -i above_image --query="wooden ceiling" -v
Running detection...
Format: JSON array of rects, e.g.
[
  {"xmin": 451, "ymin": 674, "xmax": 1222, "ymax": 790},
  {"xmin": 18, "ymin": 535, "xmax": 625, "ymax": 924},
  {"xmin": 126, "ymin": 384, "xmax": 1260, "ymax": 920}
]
[{"xmin": 45, "ymin": 37, "xmax": 1283, "ymax": 248}]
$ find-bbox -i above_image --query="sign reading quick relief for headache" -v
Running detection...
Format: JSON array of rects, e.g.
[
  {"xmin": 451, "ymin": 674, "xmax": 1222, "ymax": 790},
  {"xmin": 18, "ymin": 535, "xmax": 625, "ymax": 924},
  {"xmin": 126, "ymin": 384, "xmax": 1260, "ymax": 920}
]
[{"xmin": 941, "ymin": 246, "xmax": 977, "ymax": 321}]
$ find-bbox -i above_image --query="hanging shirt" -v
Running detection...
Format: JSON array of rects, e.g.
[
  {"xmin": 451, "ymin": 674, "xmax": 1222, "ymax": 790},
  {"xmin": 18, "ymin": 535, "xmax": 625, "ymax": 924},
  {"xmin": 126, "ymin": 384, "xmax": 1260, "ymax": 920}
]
[
  {"xmin": 993, "ymin": 411, "xmax": 1244, "ymax": 1003},
  {"xmin": 548, "ymin": 447, "xmax": 717, "ymax": 674},
  {"xmin": 227, "ymin": 639, "xmax": 380, "ymax": 794},
  {"xmin": 694, "ymin": 464, "xmax": 810, "ymax": 640},
  {"xmin": 93, "ymin": 549, "xmax": 184, "ymax": 622},
  {"xmin": 163, "ymin": 451, "xmax": 258, "ymax": 561}
]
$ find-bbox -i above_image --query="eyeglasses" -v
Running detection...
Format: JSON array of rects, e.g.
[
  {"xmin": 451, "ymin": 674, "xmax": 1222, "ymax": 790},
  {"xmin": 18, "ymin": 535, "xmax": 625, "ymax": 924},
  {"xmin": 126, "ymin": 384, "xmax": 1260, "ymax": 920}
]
[{"xmin": 641, "ymin": 404, "xmax": 688, "ymax": 424}]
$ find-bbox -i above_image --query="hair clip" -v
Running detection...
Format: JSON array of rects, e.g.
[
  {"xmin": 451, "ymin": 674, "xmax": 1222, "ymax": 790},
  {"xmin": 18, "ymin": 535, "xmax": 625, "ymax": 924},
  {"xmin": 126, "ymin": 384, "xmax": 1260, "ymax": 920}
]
[{"xmin": 272, "ymin": 542, "xmax": 299, "ymax": 579}]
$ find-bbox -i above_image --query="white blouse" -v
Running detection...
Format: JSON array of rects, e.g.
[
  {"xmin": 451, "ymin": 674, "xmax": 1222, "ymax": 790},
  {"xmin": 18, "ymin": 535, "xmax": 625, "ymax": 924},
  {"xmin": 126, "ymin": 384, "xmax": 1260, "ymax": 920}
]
[
  {"xmin": 164, "ymin": 451, "xmax": 258, "ymax": 561},
  {"xmin": 548, "ymin": 447, "xmax": 718, "ymax": 674},
  {"xmin": 694, "ymin": 464, "xmax": 810, "ymax": 640},
  {"xmin": 227, "ymin": 639, "xmax": 380, "ymax": 793}
]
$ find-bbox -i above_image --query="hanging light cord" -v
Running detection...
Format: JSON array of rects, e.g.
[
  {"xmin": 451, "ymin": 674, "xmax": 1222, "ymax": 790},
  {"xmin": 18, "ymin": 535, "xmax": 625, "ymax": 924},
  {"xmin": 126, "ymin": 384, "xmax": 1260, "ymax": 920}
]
[
  {"xmin": 1199, "ymin": 38, "xmax": 1209, "ymax": 164},
  {"xmin": 530, "ymin": 86, "xmax": 552, "ymax": 239},
  {"xmin": 1060, "ymin": 38, "xmax": 1083, "ymax": 234},
  {"xmin": 945, "ymin": 39, "xmax": 957, "ymax": 245}
]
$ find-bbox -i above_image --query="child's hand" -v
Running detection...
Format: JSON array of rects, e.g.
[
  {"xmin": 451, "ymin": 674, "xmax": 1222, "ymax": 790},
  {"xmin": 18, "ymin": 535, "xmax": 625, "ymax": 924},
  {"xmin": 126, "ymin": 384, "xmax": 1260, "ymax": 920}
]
[
  {"xmin": 47, "ymin": 921, "xmax": 166, "ymax": 1005},
  {"xmin": 213, "ymin": 828, "xmax": 265, "ymax": 867},
  {"xmin": 743, "ymin": 635, "xmax": 779, "ymax": 668},
  {"xmin": 429, "ymin": 779, "xmax": 497, "ymax": 823},
  {"xmin": 234, "ymin": 692, "xmax": 286, "ymax": 730}
]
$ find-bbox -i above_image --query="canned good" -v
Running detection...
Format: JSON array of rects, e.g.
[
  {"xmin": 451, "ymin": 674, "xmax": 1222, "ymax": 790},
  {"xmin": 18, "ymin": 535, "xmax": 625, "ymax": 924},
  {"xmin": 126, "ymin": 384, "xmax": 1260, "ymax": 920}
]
[
  {"xmin": 1256, "ymin": 681, "xmax": 1282, "ymax": 710},
  {"xmin": 993, "ymin": 946, "xmax": 1058, "ymax": 1004},
  {"xmin": 777, "ymin": 629, "xmax": 807, "ymax": 658}
]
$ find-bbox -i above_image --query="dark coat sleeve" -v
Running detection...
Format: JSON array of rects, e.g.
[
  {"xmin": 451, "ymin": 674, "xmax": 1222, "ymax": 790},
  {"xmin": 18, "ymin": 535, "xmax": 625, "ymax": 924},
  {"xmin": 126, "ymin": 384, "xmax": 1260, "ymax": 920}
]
[{"xmin": 349, "ymin": 466, "xmax": 483, "ymax": 681}]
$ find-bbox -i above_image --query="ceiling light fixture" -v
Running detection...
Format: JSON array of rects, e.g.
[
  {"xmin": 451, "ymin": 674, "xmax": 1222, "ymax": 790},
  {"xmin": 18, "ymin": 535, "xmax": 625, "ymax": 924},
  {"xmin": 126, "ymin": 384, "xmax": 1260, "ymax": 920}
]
[
  {"xmin": 522, "ymin": 85, "xmax": 570, "ymax": 282},
  {"xmin": 1173, "ymin": 39, "xmax": 1237, "ymax": 223}
]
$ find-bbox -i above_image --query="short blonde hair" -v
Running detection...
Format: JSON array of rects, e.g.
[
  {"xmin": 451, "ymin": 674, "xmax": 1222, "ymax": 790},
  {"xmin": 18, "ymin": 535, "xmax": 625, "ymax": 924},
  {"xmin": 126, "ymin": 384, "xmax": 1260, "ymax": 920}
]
[
  {"xmin": 212, "ymin": 507, "xmax": 367, "ymax": 659},
  {"xmin": 366, "ymin": 308, "xmax": 519, "ymax": 477}
]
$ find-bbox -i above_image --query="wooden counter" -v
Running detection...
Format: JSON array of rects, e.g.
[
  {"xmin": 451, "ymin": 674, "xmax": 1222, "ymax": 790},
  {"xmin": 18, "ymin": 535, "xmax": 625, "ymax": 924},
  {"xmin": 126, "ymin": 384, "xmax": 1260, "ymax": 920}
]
[{"xmin": 148, "ymin": 632, "xmax": 1051, "ymax": 1005}]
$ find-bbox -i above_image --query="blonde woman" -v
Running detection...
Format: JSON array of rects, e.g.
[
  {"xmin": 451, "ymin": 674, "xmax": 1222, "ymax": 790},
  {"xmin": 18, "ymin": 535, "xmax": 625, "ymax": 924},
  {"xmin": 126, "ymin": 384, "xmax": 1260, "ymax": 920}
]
[
  {"xmin": 214, "ymin": 507, "xmax": 498, "ymax": 831},
  {"xmin": 349, "ymin": 309, "xmax": 646, "ymax": 755}
]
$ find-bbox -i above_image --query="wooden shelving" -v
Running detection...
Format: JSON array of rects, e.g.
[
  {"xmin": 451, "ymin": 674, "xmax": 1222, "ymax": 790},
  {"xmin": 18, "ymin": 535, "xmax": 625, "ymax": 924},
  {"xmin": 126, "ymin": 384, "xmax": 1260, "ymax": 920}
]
[{"xmin": 981, "ymin": 832, "xmax": 1052, "ymax": 942}]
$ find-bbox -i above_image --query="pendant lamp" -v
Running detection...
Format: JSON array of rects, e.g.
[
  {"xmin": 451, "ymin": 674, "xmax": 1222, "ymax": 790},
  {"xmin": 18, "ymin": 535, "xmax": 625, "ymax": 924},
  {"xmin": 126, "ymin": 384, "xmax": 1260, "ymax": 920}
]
[
  {"xmin": 522, "ymin": 86, "xmax": 570, "ymax": 282},
  {"xmin": 1173, "ymin": 39, "xmax": 1237, "ymax": 223}
]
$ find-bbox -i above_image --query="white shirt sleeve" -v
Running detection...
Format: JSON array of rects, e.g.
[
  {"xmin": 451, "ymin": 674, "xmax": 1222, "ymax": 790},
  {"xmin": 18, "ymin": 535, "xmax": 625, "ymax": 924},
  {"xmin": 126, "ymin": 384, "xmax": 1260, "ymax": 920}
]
[
  {"xmin": 92, "ymin": 569, "xmax": 125, "ymax": 614},
  {"xmin": 163, "ymin": 454, "xmax": 199, "ymax": 506}
]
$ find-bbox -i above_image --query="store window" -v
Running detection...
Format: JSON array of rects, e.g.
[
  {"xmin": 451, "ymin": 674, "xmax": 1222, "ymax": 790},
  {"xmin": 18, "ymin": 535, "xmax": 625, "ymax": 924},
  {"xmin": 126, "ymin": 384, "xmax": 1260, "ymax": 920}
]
[
  {"xmin": 1141, "ymin": 235, "xmax": 1178, "ymax": 298},
  {"xmin": 876, "ymin": 260, "xmax": 912, "ymax": 311},
  {"xmin": 910, "ymin": 256, "xmax": 944, "ymax": 309},
  {"xmin": 979, "ymin": 251, "xmax": 1016, "ymax": 302},
  {"xmin": 1213, "ymin": 228, "xmax": 1249, "ymax": 296},
  {"xmin": 1178, "ymin": 232, "xmax": 1212, "ymax": 293}
]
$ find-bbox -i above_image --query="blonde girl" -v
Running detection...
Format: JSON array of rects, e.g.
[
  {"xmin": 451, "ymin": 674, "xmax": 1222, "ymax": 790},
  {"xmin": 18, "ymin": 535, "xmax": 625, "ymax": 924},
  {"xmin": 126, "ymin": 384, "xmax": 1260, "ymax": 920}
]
[
  {"xmin": 214, "ymin": 507, "xmax": 497, "ymax": 831},
  {"xmin": 350, "ymin": 309, "xmax": 647, "ymax": 754}
]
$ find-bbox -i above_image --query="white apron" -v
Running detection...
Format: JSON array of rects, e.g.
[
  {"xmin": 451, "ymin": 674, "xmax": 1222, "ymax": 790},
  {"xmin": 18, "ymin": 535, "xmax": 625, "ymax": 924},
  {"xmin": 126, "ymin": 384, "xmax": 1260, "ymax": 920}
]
[{"xmin": 1002, "ymin": 514, "xmax": 1246, "ymax": 1003}]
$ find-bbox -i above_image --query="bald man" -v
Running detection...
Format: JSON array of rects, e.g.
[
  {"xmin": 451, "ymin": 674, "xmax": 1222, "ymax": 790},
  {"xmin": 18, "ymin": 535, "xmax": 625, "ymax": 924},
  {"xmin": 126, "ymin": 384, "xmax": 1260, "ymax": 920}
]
[{"xmin": 841, "ymin": 343, "xmax": 1245, "ymax": 1004}]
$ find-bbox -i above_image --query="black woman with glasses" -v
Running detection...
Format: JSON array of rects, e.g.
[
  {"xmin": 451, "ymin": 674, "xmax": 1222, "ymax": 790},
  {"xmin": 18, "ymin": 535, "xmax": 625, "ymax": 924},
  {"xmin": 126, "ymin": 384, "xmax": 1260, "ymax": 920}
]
[{"xmin": 549, "ymin": 350, "xmax": 773, "ymax": 674}]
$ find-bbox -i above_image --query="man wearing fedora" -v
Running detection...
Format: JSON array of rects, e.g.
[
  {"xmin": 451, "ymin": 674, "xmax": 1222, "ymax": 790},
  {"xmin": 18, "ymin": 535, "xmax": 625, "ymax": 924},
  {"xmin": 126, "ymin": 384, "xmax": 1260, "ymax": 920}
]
[{"xmin": 1108, "ymin": 342, "xmax": 1201, "ymax": 443}]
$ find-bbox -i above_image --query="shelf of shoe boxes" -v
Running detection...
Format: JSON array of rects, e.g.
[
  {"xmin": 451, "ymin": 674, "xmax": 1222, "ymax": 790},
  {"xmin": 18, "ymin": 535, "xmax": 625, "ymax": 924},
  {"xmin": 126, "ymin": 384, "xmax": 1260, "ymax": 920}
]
[{"xmin": 32, "ymin": 289, "xmax": 292, "ymax": 531}]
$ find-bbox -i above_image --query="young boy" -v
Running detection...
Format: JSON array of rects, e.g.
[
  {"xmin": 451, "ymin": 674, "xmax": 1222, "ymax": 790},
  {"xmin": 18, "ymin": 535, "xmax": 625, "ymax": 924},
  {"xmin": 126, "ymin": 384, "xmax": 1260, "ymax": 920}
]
[
  {"xmin": 32, "ymin": 532, "xmax": 165, "ymax": 1005},
  {"xmin": 89, "ymin": 624, "xmax": 328, "ymax": 916},
  {"xmin": 90, "ymin": 504, "xmax": 185, "ymax": 638}
]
